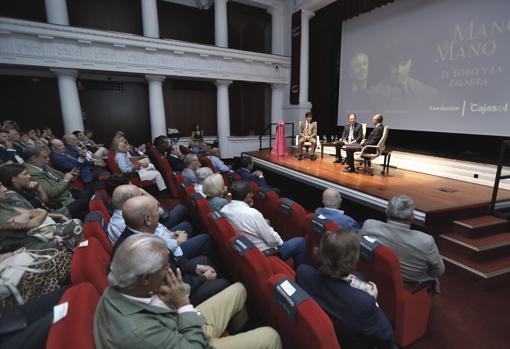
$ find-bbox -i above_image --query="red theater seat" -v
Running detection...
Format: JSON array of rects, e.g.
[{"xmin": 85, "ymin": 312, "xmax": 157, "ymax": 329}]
[
  {"xmin": 274, "ymin": 198, "xmax": 307, "ymax": 240},
  {"xmin": 88, "ymin": 199, "xmax": 111, "ymax": 224},
  {"xmin": 83, "ymin": 219, "xmax": 113, "ymax": 255},
  {"xmin": 45, "ymin": 282, "xmax": 100, "ymax": 349},
  {"xmin": 255, "ymin": 187, "xmax": 280, "ymax": 226},
  {"xmin": 71, "ymin": 237, "xmax": 110, "ymax": 294},
  {"xmin": 107, "ymin": 150, "xmax": 154, "ymax": 188},
  {"xmin": 266, "ymin": 274, "xmax": 341, "ymax": 349},
  {"xmin": 303, "ymin": 213, "xmax": 340, "ymax": 266},
  {"xmin": 357, "ymin": 240, "xmax": 433, "ymax": 347}
]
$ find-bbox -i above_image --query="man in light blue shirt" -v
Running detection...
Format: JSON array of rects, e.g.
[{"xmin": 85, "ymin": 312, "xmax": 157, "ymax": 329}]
[
  {"xmin": 314, "ymin": 188, "xmax": 361, "ymax": 233},
  {"xmin": 107, "ymin": 185, "xmax": 210, "ymax": 259},
  {"xmin": 208, "ymin": 147, "xmax": 231, "ymax": 173},
  {"xmin": 183, "ymin": 153, "xmax": 199, "ymax": 185}
]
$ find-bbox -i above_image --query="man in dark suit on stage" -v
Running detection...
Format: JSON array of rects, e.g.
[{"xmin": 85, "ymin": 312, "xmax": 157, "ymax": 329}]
[
  {"xmin": 334, "ymin": 113, "xmax": 363, "ymax": 164},
  {"xmin": 344, "ymin": 114, "xmax": 384, "ymax": 173}
]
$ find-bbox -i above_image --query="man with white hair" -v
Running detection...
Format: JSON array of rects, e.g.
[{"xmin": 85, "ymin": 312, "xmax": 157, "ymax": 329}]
[
  {"xmin": 315, "ymin": 188, "xmax": 361, "ymax": 233},
  {"xmin": 94, "ymin": 234, "xmax": 282, "ymax": 349},
  {"xmin": 183, "ymin": 153, "xmax": 200, "ymax": 185},
  {"xmin": 195, "ymin": 167, "xmax": 213, "ymax": 197},
  {"xmin": 114, "ymin": 195, "xmax": 229, "ymax": 305},
  {"xmin": 361, "ymin": 195, "xmax": 445, "ymax": 286}
]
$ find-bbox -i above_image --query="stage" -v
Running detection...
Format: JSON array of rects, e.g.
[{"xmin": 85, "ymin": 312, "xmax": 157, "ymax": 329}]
[{"xmin": 243, "ymin": 149, "xmax": 510, "ymax": 235}]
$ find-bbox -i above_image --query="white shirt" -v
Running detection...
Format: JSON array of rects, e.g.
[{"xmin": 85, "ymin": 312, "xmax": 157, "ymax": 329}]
[
  {"xmin": 122, "ymin": 293, "xmax": 195, "ymax": 314},
  {"xmin": 107, "ymin": 210, "xmax": 183, "ymax": 256},
  {"xmin": 220, "ymin": 200, "xmax": 283, "ymax": 251}
]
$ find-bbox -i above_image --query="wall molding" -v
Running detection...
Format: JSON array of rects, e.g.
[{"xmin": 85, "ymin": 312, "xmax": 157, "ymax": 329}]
[{"xmin": 0, "ymin": 17, "xmax": 290, "ymax": 84}]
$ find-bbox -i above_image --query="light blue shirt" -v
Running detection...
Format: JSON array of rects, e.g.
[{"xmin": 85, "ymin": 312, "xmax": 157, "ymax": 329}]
[
  {"xmin": 115, "ymin": 152, "xmax": 133, "ymax": 173},
  {"xmin": 208, "ymin": 155, "xmax": 230, "ymax": 173},
  {"xmin": 107, "ymin": 210, "xmax": 183, "ymax": 256},
  {"xmin": 314, "ymin": 207, "xmax": 361, "ymax": 233}
]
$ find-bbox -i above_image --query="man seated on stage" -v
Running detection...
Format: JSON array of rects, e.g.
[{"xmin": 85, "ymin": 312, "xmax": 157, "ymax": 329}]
[
  {"xmin": 298, "ymin": 112, "xmax": 317, "ymax": 156},
  {"xmin": 344, "ymin": 114, "xmax": 384, "ymax": 173},
  {"xmin": 221, "ymin": 180, "xmax": 308, "ymax": 268},
  {"xmin": 315, "ymin": 188, "xmax": 361, "ymax": 233},
  {"xmin": 361, "ymin": 195, "xmax": 445, "ymax": 291},
  {"xmin": 334, "ymin": 113, "xmax": 363, "ymax": 164}
]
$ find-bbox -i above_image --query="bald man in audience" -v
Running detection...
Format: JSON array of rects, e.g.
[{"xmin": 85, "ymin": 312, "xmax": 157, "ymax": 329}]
[
  {"xmin": 108, "ymin": 184, "xmax": 210, "ymax": 260},
  {"xmin": 315, "ymin": 188, "xmax": 361, "ymax": 233},
  {"xmin": 208, "ymin": 147, "xmax": 231, "ymax": 173},
  {"xmin": 94, "ymin": 234, "xmax": 282, "ymax": 349},
  {"xmin": 113, "ymin": 195, "xmax": 229, "ymax": 305}
]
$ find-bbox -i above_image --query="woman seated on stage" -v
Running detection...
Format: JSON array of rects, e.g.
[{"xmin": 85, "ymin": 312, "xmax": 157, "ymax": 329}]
[
  {"xmin": 114, "ymin": 140, "xmax": 167, "ymax": 192},
  {"xmin": 297, "ymin": 230, "xmax": 396, "ymax": 349}
]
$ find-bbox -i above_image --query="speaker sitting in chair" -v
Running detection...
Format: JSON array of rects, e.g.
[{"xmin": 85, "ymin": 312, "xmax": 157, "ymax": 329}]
[{"xmin": 297, "ymin": 112, "xmax": 318, "ymax": 160}]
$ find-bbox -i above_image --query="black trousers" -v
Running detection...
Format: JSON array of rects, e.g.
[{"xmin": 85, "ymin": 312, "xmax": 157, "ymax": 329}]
[
  {"xmin": 345, "ymin": 144, "xmax": 377, "ymax": 168},
  {"xmin": 0, "ymin": 286, "xmax": 69, "ymax": 349}
]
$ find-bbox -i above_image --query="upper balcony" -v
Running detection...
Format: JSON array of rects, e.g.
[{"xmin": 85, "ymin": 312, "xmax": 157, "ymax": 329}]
[{"xmin": 0, "ymin": 17, "xmax": 290, "ymax": 84}]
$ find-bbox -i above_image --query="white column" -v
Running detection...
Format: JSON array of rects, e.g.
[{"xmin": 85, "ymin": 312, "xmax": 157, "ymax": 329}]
[
  {"xmin": 298, "ymin": 9, "xmax": 314, "ymax": 105},
  {"xmin": 141, "ymin": 0, "xmax": 160, "ymax": 38},
  {"xmin": 271, "ymin": 84, "xmax": 284, "ymax": 126},
  {"xmin": 51, "ymin": 69, "xmax": 84, "ymax": 133},
  {"xmin": 44, "ymin": 0, "xmax": 69, "ymax": 25},
  {"xmin": 214, "ymin": 0, "xmax": 228, "ymax": 47},
  {"xmin": 215, "ymin": 80, "xmax": 232, "ymax": 157},
  {"xmin": 268, "ymin": 6, "xmax": 284, "ymax": 55},
  {"xmin": 146, "ymin": 75, "xmax": 167, "ymax": 140}
]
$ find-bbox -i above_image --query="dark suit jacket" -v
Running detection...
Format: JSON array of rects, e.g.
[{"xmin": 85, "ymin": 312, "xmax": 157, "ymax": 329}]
[
  {"xmin": 341, "ymin": 123, "xmax": 363, "ymax": 144},
  {"xmin": 13, "ymin": 142, "xmax": 25, "ymax": 157},
  {"xmin": 50, "ymin": 151, "xmax": 95, "ymax": 183},
  {"xmin": 0, "ymin": 145, "xmax": 17, "ymax": 163},
  {"xmin": 113, "ymin": 227, "xmax": 207, "ymax": 291},
  {"xmin": 365, "ymin": 124, "xmax": 385, "ymax": 146},
  {"xmin": 167, "ymin": 154, "xmax": 185, "ymax": 172},
  {"xmin": 64, "ymin": 144, "xmax": 80, "ymax": 159},
  {"xmin": 236, "ymin": 168, "xmax": 267, "ymax": 187},
  {"xmin": 297, "ymin": 265, "xmax": 395, "ymax": 349}
]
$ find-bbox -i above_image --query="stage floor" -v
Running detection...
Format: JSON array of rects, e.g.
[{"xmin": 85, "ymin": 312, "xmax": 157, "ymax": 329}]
[{"xmin": 244, "ymin": 149, "xmax": 510, "ymax": 233}]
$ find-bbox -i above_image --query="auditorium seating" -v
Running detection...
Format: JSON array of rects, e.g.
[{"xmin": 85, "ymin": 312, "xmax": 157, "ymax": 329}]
[
  {"xmin": 199, "ymin": 156, "xmax": 217, "ymax": 172},
  {"xmin": 155, "ymin": 154, "xmax": 180, "ymax": 198},
  {"xmin": 302, "ymin": 213, "xmax": 340, "ymax": 266},
  {"xmin": 357, "ymin": 238, "xmax": 433, "ymax": 347},
  {"xmin": 45, "ymin": 282, "xmax": 100, "ymax": 349},
  {"xmin": 88, "ymin": 198, "xmax": 111, "ymax": 224},
  {"xmin": 228, "ymin": 235, "xmax": 294, "ymax": 326},
  {"xmin": 83, "ymin": 212, "xmax": 113, "ymax": 255},
  {"xmin": 254, "ymin": 187, "xmax": 280, "ymax": 226},
  {"xmin": 273, "ymin": 198, "xmax": 307, "ymax": 240},
  {"xmin": 266, "ymin": 274, "xmax": 340, "ymax": 349},
  {"xmin": 106, "ymin": 149, "xmax": 154, "ymax": 188},
  {"xmin": 71, "ymin": 237, "xmax": 110, "ymax": 295}
]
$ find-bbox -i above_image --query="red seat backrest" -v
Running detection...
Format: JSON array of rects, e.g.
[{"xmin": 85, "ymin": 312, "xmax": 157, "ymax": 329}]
[
  {"xmin": 266, "ymin": 274, "xmax": 341, "ymax": 349},
  {"xmin": 303, "ymin": 213, "xmax": 340, "ymax": 266},
  {"xmin": 83, "ymin": 221, "xmax": 113, "ymax": 255},
  {"xmin": 195, "ymin": 198, "xmax": 213, "ymax": 234},
  {"xmin": 257, "ymin": 189, "xmax": 279, "ymax": 226},
  {"xmin": 45, "ymin": 282, "xmax": 100, "ymax": 349},
  {"xmin": 200, "ymin": 156, "xmax": 217, "ymax": 172},
  {"xmin": 274, "ymin": 198, "xmax": 307, "ymax": 240},
  {"xmin": 356, "ymin": 242, "xmax": 433, "ymax": 347},
  {"xmin": 71, "ymin": 237, "xmax": 110, "ymax": 294},
  {"xmin": 155, "ymin": 156, "xmax": 179, "ymax": 198},
  {"xmin": 107, "ymin": 149, "xmax": 121, "ymax": 175},
  {"xmin": 89, "ymin": 199, "xmax": 111, "ymax": 224}
]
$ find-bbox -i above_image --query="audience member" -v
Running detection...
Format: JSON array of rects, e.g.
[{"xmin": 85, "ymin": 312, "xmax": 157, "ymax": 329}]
[
  {"xmin": 182, "ymin": 153, "xmax": 200, "ymax": 185},
  {"xmin": 236, "ymin": 156, "xmax": 267, "ymax": 188},
  {"xmin": 361, "ymin": 195, "xmax": 445, "ymax": 288},
  {"xmin": 23, "ymin": 146, "xmax": 89, "ymax": 219},
  {"xmin": 113, "ymin": 195, "xmax": 229, "ymax": 305},
  {"xmin": 315, "ymin": 188, "xmax": 361, "ymax": 233},
  {"xmin": 221, "ymin": 180, "xmax": 308, "ymax": 267},
  {"xmin": 50, "ymin": 138, "xmax": 106, "ymax": 184},
  {"xmin": 203, "ymin": 174, "xmax": 229, "ymax": 212},
  {"xmin": 72, "ymin": 130, "xmax": 108, "ymax": 159},
  {"xmin": 167, "ymin": 145, "xmax": 185, "ymax": 172},
  {"xmin": 107, "ymin": 185, "xmax": 198, "ymax": 254},
  {"xmin": 94, "ymin": 234, "xmax": 282, "ymax": 349},
  {"xmin": 195, "ymin": 167, "xmax": 213, "ymax": 197},
  {"xmin": 7, "ymin": 129, "xmax": 25, "ymax": 156},
  {"xmin": 114, "ymin": 141, "xmax": 167, "ymax": 192},
  {"xmin": 208, "ymin": 147, "xmax": 231, "ymax": 173},
  {"xmin": 297, "ymin": 231, "xmax": 395, "ymax": 349},
  {"xmin": 0, "ymin": 164, "xmax": 70, "ymax": 221},
  {"xmin": 0, "ymin": 129, "xmax": 23, "ymax": 164}
]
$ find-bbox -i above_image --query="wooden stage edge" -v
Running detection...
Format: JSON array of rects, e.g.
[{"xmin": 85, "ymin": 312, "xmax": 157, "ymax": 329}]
[{"xmin": 243, "ymin": 149, "xmax": 510, "ymax": 235}]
